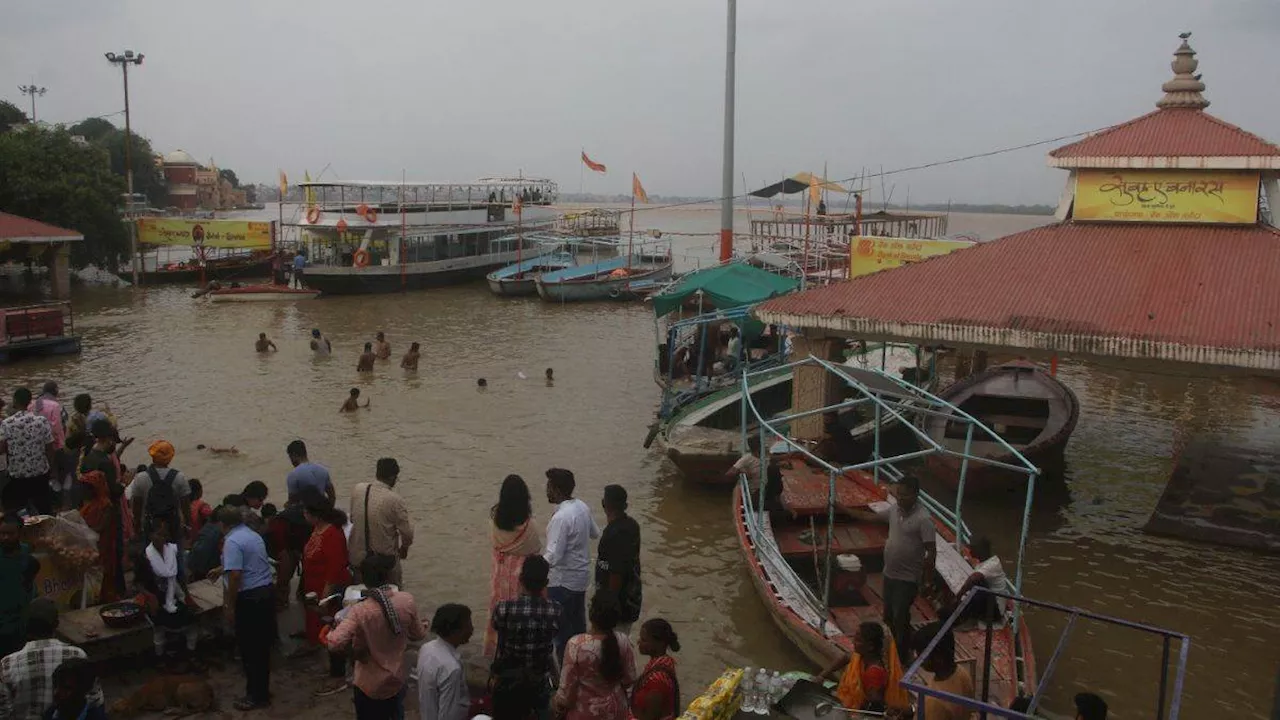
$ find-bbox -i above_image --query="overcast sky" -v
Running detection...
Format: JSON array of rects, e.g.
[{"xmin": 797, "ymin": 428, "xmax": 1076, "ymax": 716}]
[{"xmin": 3, "ymin": 0, "xmax": 1278, "ymax": 204}]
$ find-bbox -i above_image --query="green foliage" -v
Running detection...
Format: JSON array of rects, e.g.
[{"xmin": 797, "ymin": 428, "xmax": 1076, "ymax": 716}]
[
  {"xmin": 0, "ymin": 100, "xmax": 29, "ymax": 133},
  {"xmin": 67, "ymin": 118, "xmax": 167, "ymax": 207},
  {"xmin": 218, "ymin": 168, "xmax": 240, "ymax": 188},
  {"xmin": 0, "ymin": 126, "xmax": 129, "ymax": 267}
]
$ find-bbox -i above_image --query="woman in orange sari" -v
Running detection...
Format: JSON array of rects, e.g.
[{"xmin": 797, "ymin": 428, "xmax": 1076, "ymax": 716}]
[
  {"xmin": 820, "ymin": 621, "xmax": 909, "ymax": 714},
  {"xmin": 78, "ymin": 470, "xmax": 123, "ymax": 604},
  {"xmin": 485, "ymin": 474, "xmax": 542, "ymax": 657}
]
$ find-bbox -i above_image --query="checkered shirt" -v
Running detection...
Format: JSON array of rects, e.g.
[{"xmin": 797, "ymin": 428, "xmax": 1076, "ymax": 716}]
[
  {"xmin": 0, "ymin": 639, "xmax": 104, "ymax": 720},
  {"xmin": 491, "ymin": 594, "xmax": 560, "ymax": 668}
]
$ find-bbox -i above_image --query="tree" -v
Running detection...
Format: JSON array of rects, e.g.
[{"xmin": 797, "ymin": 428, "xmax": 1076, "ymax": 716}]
[
  {"xmin": 67, "ymin": 118, "xmax": 167, "ymax": 207},
  {"xmin": 218, "ymin": 168, "xmax": 239, "ymax": 188},
  {"xmin": 0, "ymin": 100, "xmax": 28, "ymax": 133},
  {"xmin": 0, "ymin": 126, "xmax": 129, "ymax": 267}
]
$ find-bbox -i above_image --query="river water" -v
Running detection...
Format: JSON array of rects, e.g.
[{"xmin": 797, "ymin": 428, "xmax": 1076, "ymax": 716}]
[{"xmin": 3, "ymin": 208, "xmax": 1277, "ymax": 718}]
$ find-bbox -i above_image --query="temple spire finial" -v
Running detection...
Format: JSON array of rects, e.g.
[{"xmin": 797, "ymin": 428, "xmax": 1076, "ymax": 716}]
[{"xmin": 1157, "ymin": 32, "xmax": 1209, "ymax": 110}]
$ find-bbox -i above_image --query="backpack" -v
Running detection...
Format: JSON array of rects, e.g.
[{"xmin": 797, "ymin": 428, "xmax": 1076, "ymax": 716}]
[{"xmin": 144, "ymin": 466, "xmax": 181, "ymax": 530}]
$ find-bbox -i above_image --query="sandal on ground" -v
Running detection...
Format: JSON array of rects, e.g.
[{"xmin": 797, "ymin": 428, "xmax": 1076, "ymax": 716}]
[
  {"xmin": 314, "ymin": 679, "xmax": 349, "ymax": 697},
  {"xmin": 233, "ymin": 697, "xmax": 269, "ymax": 711}
]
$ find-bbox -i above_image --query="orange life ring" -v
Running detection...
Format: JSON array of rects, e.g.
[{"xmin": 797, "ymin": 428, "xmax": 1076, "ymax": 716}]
[
  {"xmin": 306, "ymin": 207, "xmax": 321, "ymax": 224},
  {"xmin": 363, "ymin": 207, "xmax": 378, "ymax": 223},
  {"xmin": 353, "ymin": 248, "xmax": 371, "ymax": 268}
]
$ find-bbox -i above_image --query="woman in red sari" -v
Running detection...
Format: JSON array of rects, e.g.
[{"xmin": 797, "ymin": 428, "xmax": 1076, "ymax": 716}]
[
  {"xmin": 485, "ymin": 474, "xmax": 542, "ymax": 657},
  {"xmin": 78, "ymin": 471, "xmax": 121, "ymax": 604},
  {"xmin": 631, "ymin": 619, "xmax": 681, "ymax": 720},
  {"xmin": 301, "ymin": 491, "xmax": 351, "ymax": 695}
]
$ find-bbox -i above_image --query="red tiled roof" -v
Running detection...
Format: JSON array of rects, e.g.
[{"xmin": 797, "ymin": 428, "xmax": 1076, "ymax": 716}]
[
  {"xmin": 0, "ymin": 212, "xmax": 84, "ymax": 243},
  {"xmin": 1050, "ymin": 108, "xmax": 1280, "ymax": 159},
  {"xmin": 757, "ymin": 223, "xmax": 1280, "ymax": 369}
]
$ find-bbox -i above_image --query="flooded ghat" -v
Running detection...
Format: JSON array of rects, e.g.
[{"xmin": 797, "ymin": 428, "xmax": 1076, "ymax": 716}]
[{"xmin": 1, "ymin": 212, "xmax": 1277, "ymax": 719}]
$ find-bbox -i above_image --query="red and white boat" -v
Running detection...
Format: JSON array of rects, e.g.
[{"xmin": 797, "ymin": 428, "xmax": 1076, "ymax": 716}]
[{"xmin": 207, "ymin": 284, "xmax": 320, "ymax": 302}]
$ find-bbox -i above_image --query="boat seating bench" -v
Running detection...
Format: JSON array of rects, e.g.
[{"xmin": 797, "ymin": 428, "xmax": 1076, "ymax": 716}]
[
  {"xmin": 830, "ymin": 574, "xmax": 933, "ymax": 635},
  {"xmin": 773, "ymin": 522, "xmax": 889, "ymax": 558},
  {"xmin": 779, "ymin": 464, "xmax": 881, "ymax": 517}
]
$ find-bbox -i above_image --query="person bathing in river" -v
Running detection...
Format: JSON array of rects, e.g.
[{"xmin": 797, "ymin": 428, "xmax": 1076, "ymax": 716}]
[
  {"xmin": 374, "ymin": 331, "xmax": 392, "ymax": 360},
  {"xmin": 358, "ymin": 343, "xmax": 376, "ymax": 372},
  {"xmin": 256, "ymin": 333, "xmax": 278, "ymax": 353},
  {"xmin": 401, "ymin": 342, "xmax": 421, "ymax": 371},
  {"xmin": 341, "ymin": 388, "xmax": 371, "ymax": 413},
  {"xmin": 311, "ymin": 328, "xmax": 332, "ymax": 357},
  {"xmin": 545, "ymin": 367, "xmax": 554, "ymax": 386},
  {"xmin": 196, "ymin": 443, "xmax": 241, "ymax": 455}
]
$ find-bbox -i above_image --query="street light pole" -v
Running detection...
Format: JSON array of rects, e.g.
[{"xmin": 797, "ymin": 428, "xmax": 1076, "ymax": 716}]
[
  {"xmin": 718, "ymin": 0, "xmax": 737, "ymax": 263},
  {"xmin": 17, "ymin": 85, "xmax": 46, "ymax": 122},
  {"xmin": 105, "ymin": 50, "xmax": 144, "ymax": 285}
]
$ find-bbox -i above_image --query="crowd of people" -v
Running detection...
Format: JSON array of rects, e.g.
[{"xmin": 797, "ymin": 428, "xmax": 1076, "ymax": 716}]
[{"xmin": 0, "ymin": 364, "xmax": 1111, "ymax": 720}]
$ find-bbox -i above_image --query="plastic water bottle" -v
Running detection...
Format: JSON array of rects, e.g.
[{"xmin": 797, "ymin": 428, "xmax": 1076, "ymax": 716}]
[
  {"xmin": 765, "ymin": 671, "xmax": 784, "ymax": 712},
  {"xmin": 740, "ymin": 668, "xmax": 757, "ymax": 713},
  {"xmin": 753, "ymin": 668, "xmax": 771, "ymax": 714}
]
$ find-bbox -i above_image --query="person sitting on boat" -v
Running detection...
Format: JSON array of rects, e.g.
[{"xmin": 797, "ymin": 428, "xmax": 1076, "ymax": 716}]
[
  {"xmin": 311, "ymin": 329, "xmax": 332, "ymax": 357},
  {"xmin": 374, "ymin": 332, "xmax": 392, "ymax": 360},
  {"xmin": 724, "ymin": 327, "xmax": 742, "ymax": 371},
  {"xmin": 256, "ymin": 333, "xmax": 278, "ymax": 353},
  {"xmin": 909, "ymin": 622, "xmax": 974, "ymax": 720},
  {"xmin": 723, "ymin": 435, "xmax": 763, "ymax": 484},
  {"xmin": 357, "ymin": 343, "xmax": 376, "ymax": 372},
  {"xmin": 341, "ymin": 388, "xmax": 371, "ymax": 413},
  {"xmin": 817, "ymin": 412, "xmax": 861, "ymax": 466},
  {"xmin": 401, "ymin": 342, "xmax": 421, "ymax": 371},
  {"xmin": 950, "ymin": 536, "xmax": 1009, "ymax": 626},
  {"xmin": 818, "ymin": 621, "xmax": 909, "ymax": 716}
]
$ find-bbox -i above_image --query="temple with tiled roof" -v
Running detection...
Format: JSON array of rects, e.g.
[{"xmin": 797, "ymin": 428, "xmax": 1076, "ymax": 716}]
[{"xmin": 757, "ymin": 34, "xmax": 1280, "ymax": 391}]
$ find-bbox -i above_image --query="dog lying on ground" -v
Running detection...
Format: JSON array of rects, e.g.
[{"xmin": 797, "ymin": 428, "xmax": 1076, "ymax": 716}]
[{"xmin": 110, "ymin": 674, "xmax": 216, "ymax": 717}]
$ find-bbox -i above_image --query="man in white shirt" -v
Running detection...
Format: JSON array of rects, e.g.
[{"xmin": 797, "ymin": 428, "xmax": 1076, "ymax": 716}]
[
  {"xmin": 542, "ymin": 467, "xmax": 600, "ymax": 662},
  {"xmin": 417, "ymin": 603, "xmax": 473, "ymax": 720}
]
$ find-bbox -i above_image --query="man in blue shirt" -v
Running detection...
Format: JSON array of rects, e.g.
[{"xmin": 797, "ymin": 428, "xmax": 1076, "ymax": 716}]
[
  {"xmin": 221, "ymin": 505, "xmax": 275, "ymax": 711},
  {"xmin": 292, "ymin": 252, "xmax": 306, "ymax": 289},
  {"xmin": 286, "ymin": 440, "xmax": 333, "ymax": 503},
  {"xmin": 280, "ymin": 440, "xmax": 334, "ymax": 607}
]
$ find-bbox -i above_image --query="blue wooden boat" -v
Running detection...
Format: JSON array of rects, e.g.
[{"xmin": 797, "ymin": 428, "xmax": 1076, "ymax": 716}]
[
  {"xmin": 535, "ymin": 255, "xmax": 674, "ymax": 302},
  {"xmin": 486, "ymin": 251, "xmax": 577, "ymax": 297}
]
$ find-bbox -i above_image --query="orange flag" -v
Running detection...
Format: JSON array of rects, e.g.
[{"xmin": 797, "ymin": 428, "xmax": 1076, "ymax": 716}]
[
  {"xmin": 278, "ymin": 170, "xmax": 288, "ymax": 199},
  {"xmin": 581, "ymin": 151, "xmax": 607, "ymax": 174},
  {"xmin": 809, "ymin": 174, "xmax": 821, "ymax": 208},
  {"xmin": 632, "ymin": 173, "xmax": 650, "ymax": 204}
]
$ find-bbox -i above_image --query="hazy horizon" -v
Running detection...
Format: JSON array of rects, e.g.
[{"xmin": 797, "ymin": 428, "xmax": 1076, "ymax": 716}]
[{"xmin": 4, "ymin": 1, "xmax": 1278, "ymax": 205}]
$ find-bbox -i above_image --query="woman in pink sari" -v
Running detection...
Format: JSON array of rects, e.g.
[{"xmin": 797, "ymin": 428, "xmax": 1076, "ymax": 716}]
[{"xmin": 485, "ymin": 474, "xmax": 543, "ymax": 657}]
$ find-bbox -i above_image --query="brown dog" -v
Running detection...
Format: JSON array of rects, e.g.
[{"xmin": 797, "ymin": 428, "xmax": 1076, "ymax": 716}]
[{"xmin": 110, "ymin": 674, "xmax": 215, "ymax": 717}]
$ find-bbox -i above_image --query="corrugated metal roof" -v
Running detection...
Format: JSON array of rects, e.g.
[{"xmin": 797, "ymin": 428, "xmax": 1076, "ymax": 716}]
[
  {"xmin": 1050, "ymin": 108, "xmax": 1280, "ymax": 159},
  {"xmin": 0, "ymin": 212, "xmax": 84, "ymax": 243},
  {"xmin": 757, "ymin": 223, "xmax": 1280, "ymax": 370}
]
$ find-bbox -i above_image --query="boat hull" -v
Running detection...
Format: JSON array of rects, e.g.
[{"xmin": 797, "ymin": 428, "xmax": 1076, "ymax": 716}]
[
  {"xmin": 302, "ymin": 252, "xmax": 528, "ymax": 295},
  {"xmin": 487, "ymin": 276, "xmax": 537, "ymax": 296},
  {"xmin": 661, "ymin": 425, "xmax": 742, "ymax": 485},
  {"xmin": 208, "ymin": 285, "xmax": 320, "ymax": 302},
  {"xmin": 536, "ymin": 262, "xmax": 673, "ymax": 302},
  {"xmin": 927, "ymin": 361, "xmax": 1079, "ymax": 495},
  {"xmin": 118, "ymin": 256, "xmax": 275, "ymax": 285}
]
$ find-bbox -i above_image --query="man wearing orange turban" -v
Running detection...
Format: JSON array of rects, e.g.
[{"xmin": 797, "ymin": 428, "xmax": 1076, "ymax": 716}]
[{"xmin": 132, "ymin": 439, "xmax": 192, "ymax": 540}]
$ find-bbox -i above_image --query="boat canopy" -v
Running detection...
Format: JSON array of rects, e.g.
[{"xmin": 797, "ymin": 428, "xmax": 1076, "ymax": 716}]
[
  {"xmin": 652, "ymin": 262, "xmax": 799, "ymax": 317},
  {"xmin": 749, "ymin": 172, "xmax": 852, "ymax": 198}
]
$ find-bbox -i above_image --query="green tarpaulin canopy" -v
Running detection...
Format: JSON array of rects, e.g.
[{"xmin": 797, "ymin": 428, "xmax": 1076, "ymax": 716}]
[{"xmin": 652, "ymin": 263, "xmax": 800, "ymax": 317}]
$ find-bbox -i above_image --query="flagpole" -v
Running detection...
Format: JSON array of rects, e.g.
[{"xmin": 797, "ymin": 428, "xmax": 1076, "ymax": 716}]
[
  {"xmin": 628, "ymin": 187, "xmax": 636, "ymax": 271},
  {"xmin": 579, "ymin": 148, "xmax": 585, "ymax": 198},
  {"xmin": 718, "ymin": 0, "xmax": 737, "ymax": 263},
  {"xmin": 276, "ymin": 181, "xmax": 284, "ymax": 287}
]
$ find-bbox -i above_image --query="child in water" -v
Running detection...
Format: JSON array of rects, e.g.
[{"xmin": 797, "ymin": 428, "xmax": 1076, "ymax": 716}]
[{"xmin": 341, "ymin": 388, "xmax": 371, "ymax": 412}]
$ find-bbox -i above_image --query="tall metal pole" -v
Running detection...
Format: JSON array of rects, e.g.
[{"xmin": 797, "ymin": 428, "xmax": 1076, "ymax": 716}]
[
  {"xmin": 18, "ymin": 85, "xmax": 45, "ymax": 122},
  {"xmin": 107, "ymin": 50, "xmax": 143, "ymax": 285},
  {"xmin": 718, "ymin": 0, "xmax": 737, "ymax": 263}
]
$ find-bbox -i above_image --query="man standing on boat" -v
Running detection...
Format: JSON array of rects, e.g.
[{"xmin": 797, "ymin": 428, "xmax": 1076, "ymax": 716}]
[
  {"xmin": 292, "ymin": 251, "xmax": 307, "ymax": 289},
  {"xmin": 863, "ymin": 476, "xmax": 935, "ymax": 664},
  {"xmin": 542, "ymin": 468, "xmax": 599, "ymax": 662}
]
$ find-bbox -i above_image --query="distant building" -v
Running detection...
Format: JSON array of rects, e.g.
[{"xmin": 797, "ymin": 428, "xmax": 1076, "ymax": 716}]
[{"xmin": 160, "ymin": 149, "xmax": 247, "ymax": 211}]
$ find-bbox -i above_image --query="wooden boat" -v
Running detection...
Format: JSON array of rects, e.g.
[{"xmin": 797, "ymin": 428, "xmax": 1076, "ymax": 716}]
[
  {"xmin": 535, "ymin": 256, "xmax": 674, "ymax": 302},
  {"xmin": 925, "ymin": 361, "xmax": 1079, "ymax": 494},
  {"xmin": 207, "ymin": 284, "xmax": 320, "ymax": 302},
  {"xmin": 117, "ymin": 252, "xmax": 275, "ymax": 285},
  {"xmin": 659, "ymin": 345, "xmax": 925, "ymax": 485},
  {"xmin": 485, "ymin": 251, "xmax": 576, "ymax": 297},
  {"xmin": 733, "ymin": 458, "xmax": 1036, "ymax": 706}
]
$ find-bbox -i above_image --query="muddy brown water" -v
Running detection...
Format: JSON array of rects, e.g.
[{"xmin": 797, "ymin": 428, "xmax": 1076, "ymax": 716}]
[{"xmin": 2, "ymin": 210, "xmax": 1277, "ymax": 718}]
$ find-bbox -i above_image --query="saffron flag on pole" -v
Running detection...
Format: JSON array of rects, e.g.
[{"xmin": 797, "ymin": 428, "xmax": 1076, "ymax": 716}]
[
  {"xmin": 278, "ymin": 170, "xmax": 288, "ymax": 200},
  {"xmin": 632, "ymin": 173, "xmax": 650, "ymax": 204},
  {"xmin": 581, "ymin": 151, "xmax": 607, "ymax": 174},
  {"xmin": 303, "ymin": 170, "xmax": 316, "ymax": 207},
  {"xmin": 808, "ymin": 174, "xmax": 821, "ymax": 208}
]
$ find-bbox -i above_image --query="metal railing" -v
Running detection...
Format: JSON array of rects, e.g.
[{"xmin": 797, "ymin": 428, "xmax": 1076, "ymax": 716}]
[{"xmin": 1, "ymin": 302, "xmax": 75, "ymax": 343}]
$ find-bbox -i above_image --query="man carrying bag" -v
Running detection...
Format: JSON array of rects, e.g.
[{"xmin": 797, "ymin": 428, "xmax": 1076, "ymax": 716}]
[{"xmin": 348, "ymin": 458, "xmax": 413, "ymax": 586}]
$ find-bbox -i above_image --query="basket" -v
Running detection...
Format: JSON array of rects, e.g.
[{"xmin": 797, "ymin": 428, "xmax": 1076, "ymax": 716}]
[{"xmin": 99, "ymin": 601, "xmax": 144, "ymax": 629}]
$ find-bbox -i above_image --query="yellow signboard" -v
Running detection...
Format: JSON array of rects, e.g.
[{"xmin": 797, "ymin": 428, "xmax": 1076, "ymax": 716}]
[
  {"xmin": 849, "ymin": 236, "xmax": 973, "ymax": 278},
  {"xmin": 1074, "ymin": 170, "xmax": 1259, "ymax": 224},
  {"xmin": 135, "ymin": 218, "xmax": 273, "ymax": 249}
]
